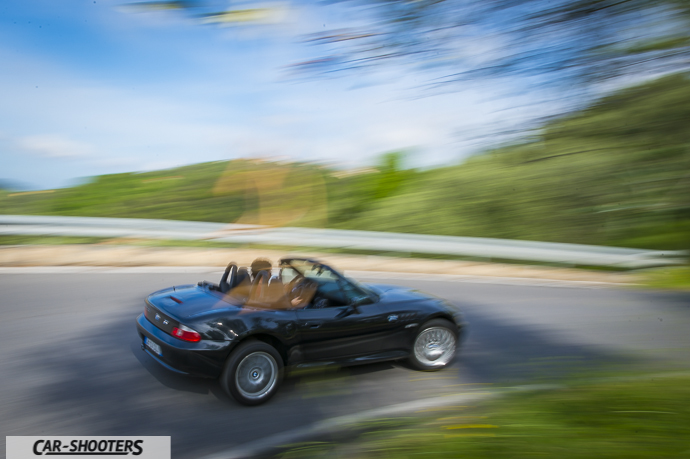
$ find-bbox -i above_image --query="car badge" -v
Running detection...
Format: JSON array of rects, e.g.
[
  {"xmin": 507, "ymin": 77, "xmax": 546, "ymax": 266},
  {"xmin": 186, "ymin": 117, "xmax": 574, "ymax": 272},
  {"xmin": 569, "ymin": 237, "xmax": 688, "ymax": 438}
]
[
  {"xmin": 388, "ymin": 314, "xmax": 398, "ymax": 322},
  {"xmin": 163, "ymin": 320, "xmax": 169, "ymax": 325},
  {"xmin": 155, "ymin": 313, "xmax": 161, "ymax": 321}
]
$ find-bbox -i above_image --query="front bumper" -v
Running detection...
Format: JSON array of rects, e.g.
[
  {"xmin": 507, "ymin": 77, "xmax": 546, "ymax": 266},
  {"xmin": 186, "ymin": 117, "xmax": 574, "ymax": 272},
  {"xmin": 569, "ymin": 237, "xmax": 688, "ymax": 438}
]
[{"xmin": 135, "ymin": 314, "xmax": 235, "ymax": 378}]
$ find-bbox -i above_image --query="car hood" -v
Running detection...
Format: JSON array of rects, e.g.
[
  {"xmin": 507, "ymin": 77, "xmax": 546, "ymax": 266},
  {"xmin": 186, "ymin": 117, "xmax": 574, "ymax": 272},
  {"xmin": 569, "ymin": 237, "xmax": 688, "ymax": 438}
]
[
  {"xmin": 147, "ymin": 284, "xmax": 240, "ymax": 320},
  {"xmin": 365, "ymin": 283, "xmax": 437, "ymax": 303}
]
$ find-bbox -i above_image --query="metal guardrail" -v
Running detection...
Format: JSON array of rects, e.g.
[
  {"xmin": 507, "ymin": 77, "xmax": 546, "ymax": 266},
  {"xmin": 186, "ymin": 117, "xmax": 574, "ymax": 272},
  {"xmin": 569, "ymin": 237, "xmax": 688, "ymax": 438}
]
[{"xmin": 0, "ymin": 215, "xmax": 685, "ymax": 269}]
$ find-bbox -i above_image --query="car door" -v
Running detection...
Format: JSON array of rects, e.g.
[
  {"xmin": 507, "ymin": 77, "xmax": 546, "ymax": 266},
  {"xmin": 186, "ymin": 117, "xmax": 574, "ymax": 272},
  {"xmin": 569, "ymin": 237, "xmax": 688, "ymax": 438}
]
[
  {"xmin": 281, "ymin": 259, "xmax": 392, "ymax": 363},
  {"xmin": 295, "ymin": 300, "xmax": 389, "ymax": 362}
]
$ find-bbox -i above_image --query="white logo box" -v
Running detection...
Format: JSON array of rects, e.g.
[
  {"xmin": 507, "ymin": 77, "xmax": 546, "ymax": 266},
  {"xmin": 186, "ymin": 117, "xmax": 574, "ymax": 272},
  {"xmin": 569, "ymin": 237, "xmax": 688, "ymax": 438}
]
[{"xmin": 6, "ymin": 437, "xmax": 170, "ymax": 459}]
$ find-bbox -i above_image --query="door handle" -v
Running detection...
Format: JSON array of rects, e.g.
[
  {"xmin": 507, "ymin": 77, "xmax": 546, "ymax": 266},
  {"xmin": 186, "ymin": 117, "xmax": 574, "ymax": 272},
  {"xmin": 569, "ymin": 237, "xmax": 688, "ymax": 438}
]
[{"xmin": 304, "ymin": 321, "xmax": 322, "ymax": 329}]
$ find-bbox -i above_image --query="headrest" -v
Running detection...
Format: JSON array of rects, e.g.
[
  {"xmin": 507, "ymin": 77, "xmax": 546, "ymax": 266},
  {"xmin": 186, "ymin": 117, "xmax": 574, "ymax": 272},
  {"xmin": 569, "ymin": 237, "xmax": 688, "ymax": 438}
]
[{"xmin": 233, "ymin": 267, "xmax": 251, "ymax": 289}]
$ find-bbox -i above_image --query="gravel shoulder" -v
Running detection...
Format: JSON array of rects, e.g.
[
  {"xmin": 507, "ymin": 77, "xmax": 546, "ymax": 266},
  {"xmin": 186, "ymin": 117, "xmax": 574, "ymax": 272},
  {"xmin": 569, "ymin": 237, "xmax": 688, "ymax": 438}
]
[{"xmin": 0, "ymin": 244, "xmax": 637, "ymax": 285}]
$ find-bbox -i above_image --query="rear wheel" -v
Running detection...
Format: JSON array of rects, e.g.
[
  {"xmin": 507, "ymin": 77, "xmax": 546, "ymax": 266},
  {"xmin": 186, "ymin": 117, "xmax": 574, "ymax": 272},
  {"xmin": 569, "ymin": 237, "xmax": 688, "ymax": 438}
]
[
  {"xmin": 221, "ymin": 340, "xmax": 283, "ymax": 405},
  {"xmin": 409, "ymin": 319, "xmax": 458, "ymax": 371}
]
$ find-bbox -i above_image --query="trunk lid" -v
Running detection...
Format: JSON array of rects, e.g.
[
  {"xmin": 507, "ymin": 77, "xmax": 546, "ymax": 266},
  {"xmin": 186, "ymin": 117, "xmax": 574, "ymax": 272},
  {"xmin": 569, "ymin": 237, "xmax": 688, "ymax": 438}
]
[{"xmin": 147, "ymin": 284, "xmax": 240, "ymax": 320}]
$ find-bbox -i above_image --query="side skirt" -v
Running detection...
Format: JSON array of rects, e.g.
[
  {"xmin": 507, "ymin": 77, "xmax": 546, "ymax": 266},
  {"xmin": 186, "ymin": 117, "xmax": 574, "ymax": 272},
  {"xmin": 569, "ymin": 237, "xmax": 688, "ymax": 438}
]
[{"xmin": 291, "ymin": 350, "xmax": 410, "ymax": 369}]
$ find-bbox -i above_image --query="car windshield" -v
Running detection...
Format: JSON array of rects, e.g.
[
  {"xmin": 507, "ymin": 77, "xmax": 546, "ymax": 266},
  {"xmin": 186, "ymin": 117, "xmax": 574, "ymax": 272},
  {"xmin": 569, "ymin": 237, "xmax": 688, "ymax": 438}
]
[
  {"xmin": 288, "ymin": 259, "xmax": 338, "ymax": 280},
  {"xmin": 280, "ymin": 259, "xmax": 377, "ymax": 303}
]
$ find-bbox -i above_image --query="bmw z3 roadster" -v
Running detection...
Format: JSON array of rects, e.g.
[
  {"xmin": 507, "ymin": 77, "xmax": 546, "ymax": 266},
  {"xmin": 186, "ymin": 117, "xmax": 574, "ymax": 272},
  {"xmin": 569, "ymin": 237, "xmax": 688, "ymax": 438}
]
[{"xmin": 136, "ymin": 257, "xmax": 466, "ymax": 405}]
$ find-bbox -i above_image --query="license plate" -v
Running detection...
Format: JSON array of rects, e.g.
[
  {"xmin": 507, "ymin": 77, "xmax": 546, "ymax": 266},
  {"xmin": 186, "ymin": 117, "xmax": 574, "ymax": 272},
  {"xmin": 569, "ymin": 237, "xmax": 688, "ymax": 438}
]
[{"xmin": 144, "ymin": 337, "xmax": 162, "ymax": 356}]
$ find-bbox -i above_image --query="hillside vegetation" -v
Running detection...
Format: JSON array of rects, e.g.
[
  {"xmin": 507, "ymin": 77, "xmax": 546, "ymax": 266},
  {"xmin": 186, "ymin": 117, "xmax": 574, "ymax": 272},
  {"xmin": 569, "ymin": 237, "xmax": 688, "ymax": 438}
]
[
  {"xmin": 343, "ymin": 75, "xmax": 690, "ymax": 250},
  {"xmin": 2, "ymin": 74, "xmax": 689, "ymax": 251}
]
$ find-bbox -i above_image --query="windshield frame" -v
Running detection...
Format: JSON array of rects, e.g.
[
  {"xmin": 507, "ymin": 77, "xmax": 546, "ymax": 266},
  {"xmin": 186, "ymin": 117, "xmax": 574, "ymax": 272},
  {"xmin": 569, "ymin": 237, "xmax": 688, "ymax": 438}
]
[{"xmin": 278, "ymin": 257, "xmax": 379, "ymax": 302}]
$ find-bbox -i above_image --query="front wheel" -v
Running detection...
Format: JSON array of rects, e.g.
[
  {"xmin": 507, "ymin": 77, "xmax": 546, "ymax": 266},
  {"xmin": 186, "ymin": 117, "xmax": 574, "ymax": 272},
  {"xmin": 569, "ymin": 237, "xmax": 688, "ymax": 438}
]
[
  {"xmin": 221, "ymin": 340, "xmax": 283, "ymax": 405},
  {"xmin": 409, "ymin": 319, "xmax": 458, "ymax": 371}
]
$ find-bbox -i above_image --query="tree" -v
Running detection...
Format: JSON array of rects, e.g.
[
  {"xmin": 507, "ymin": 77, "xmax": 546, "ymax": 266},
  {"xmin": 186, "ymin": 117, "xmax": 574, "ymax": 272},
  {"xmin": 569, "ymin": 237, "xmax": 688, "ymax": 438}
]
[
  {"xmin": 292, "ymin": 0, "xmax": 690, "ymax": 89},
  {"xmin": 123, "ymin": 0, "xmax": 690, "ymax": 99}
]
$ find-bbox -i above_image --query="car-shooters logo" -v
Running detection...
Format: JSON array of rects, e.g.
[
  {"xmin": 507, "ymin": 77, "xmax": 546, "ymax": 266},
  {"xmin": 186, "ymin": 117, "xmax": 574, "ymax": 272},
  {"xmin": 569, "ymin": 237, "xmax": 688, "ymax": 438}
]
[
  {"xmin": 6, "ymin": 437, "xmax": 170, "ymax": 459},
  {"xmin": 33, "ymin": 439, "xmax": 142, "ymax": 455}
]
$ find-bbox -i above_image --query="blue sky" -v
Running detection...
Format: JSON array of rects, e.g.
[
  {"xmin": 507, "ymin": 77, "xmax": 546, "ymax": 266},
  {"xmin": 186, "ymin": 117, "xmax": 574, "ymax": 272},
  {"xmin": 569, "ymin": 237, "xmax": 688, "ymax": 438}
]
[{"xmin": 0, "ymin": 0, "xmax": 561, "ymax": 190}]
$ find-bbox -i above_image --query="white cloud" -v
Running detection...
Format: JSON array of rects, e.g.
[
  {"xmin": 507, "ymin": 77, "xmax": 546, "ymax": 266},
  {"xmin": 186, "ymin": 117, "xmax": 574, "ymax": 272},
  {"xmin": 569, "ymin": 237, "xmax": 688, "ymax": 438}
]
[{"xmin": 16, "ymin": 135, "xmax": 95, "ymax": 158}]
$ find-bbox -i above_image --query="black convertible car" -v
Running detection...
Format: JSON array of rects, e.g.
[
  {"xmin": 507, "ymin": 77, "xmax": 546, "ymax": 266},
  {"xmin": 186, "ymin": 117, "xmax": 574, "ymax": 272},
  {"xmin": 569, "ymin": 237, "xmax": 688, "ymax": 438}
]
[{"xmin": 136, "ymin": 257, "xmax": 466, "ymax": 405}]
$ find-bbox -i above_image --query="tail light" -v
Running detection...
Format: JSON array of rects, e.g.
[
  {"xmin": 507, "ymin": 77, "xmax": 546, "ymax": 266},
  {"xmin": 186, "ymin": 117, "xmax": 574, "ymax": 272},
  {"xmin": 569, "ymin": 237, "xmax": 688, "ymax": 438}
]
[{"xmin": 172, "ymin": 324, "xmax": 202, "ymax": 342}]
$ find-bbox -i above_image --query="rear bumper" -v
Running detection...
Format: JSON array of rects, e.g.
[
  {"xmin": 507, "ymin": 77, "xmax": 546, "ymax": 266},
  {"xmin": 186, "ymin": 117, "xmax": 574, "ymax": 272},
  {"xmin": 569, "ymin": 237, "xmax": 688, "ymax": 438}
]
[{"xmin": 135, "ymin": 314, "xmax": 234, "ymax": 378}]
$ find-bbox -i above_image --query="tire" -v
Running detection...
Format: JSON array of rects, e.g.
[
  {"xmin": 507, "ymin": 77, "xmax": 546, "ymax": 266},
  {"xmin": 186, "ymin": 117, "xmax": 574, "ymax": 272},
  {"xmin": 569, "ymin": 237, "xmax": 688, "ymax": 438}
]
[
  {"xmin": 221, "ymin": 340, "xmax": 283, "ymax": 406},
  {"xmin": 408, "ymin": 319, "xmax": 458, "ymax": 371}
]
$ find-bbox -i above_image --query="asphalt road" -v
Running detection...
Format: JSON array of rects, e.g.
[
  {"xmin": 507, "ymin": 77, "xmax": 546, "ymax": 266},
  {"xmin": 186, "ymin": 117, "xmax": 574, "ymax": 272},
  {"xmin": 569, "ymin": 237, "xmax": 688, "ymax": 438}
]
[{"xmin": 1, "ymin": 270, "xmax": 689, "ymax": 458}]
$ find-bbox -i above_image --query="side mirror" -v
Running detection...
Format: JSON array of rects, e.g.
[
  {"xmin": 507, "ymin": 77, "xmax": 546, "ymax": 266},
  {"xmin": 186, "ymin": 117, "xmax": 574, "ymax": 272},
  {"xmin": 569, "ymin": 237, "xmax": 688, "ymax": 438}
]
[
  {"xmin": 336, "ymin": 304, "xmax": 358, "ymax": 319},
  {"xmin": 351, "ymin": 296, "xmax": 373, "ymax": 307}
]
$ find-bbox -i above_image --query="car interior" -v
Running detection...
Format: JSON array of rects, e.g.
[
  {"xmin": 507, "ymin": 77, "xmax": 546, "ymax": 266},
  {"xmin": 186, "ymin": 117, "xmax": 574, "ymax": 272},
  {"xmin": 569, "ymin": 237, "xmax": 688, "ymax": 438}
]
[{"xmin": 214, "ymin": 258, "xmax": 373, "ymax": 310}]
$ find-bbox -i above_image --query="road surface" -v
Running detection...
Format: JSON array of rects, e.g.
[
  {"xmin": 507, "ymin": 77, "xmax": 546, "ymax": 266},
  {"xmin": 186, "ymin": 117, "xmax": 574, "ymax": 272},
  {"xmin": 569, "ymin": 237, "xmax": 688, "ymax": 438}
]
[{"xmin": 1, "ymin": 270, "xmax": 688, "ymax": 458}]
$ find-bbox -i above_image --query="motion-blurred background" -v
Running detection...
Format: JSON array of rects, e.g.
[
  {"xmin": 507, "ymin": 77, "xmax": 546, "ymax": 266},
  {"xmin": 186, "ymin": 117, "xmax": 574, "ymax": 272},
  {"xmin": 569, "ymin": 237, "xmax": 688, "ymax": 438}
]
[
  {"xmin": 2, "ymin": 2, "xmax": 690, "ymax": 458},
  {"xmin": 1, "ymin": 0, "xmax": 689, "ymax": 256}
]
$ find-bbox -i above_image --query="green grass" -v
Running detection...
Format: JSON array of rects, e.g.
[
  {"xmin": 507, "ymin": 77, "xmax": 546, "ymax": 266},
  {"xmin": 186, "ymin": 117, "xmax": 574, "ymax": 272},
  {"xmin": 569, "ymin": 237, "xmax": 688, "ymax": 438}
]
[
  {"xmin": 276, "ymin": 375, "xmax": 690, "ymax": 459},
  {"xmin": 0, "ymin": 235, "xmax": 109, "ymax": 245},
  {"xmin": 640, "ymin": 266, "xmax": 690, "ymax": 291}
]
